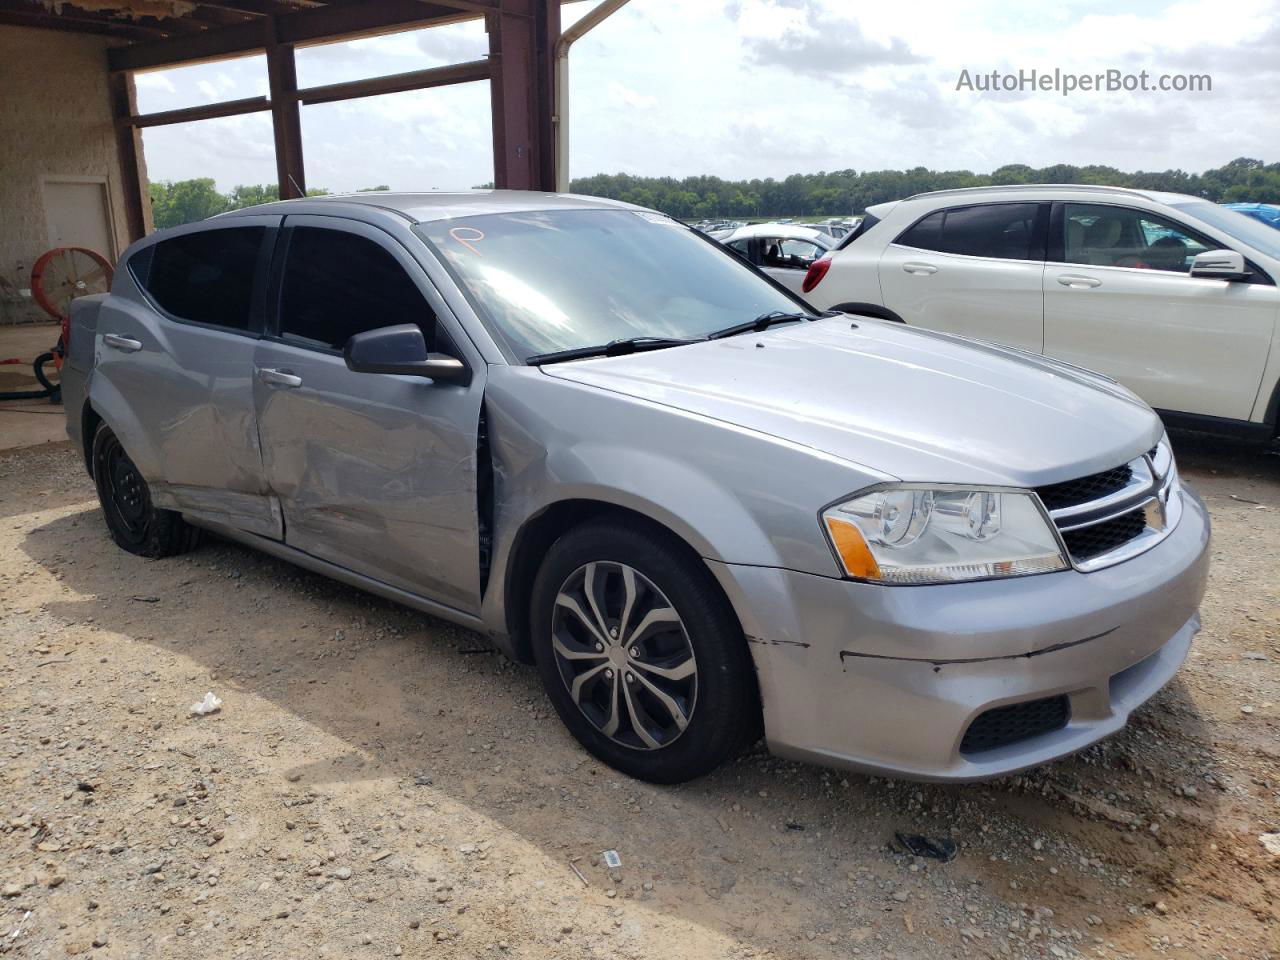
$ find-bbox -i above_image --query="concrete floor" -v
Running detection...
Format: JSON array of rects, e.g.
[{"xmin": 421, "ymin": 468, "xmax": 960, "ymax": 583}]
[{"xmin": 0, "ymin": 321, "xmax": 67, "ymax": 452}]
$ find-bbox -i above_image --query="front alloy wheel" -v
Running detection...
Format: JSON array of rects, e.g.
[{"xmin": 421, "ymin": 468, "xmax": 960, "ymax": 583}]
[
  {"xmin": 550, "ymin": 561, "xmax": 697, "ymax": 751},
  {"xmin": 531, "ymin": 518, "xmax": 760, "ymax": 783}
]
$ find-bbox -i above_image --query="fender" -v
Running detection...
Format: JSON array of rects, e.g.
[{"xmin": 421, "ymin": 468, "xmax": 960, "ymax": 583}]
[
  {"xmin": 830, "ymin": 302, "xmax": 906, "ymax": 323},
  {"xmin": 477, "ymin": 368, "xmax": 875, "ymax": 657},
  {"xmin": 1263, "ymin": 370, "xmax": 1280, "ymax": 436},
  {"xmin": 483, "ymin": 442, "xmax": 807, "ymax": 660},
  {"xmin": 522, "ymin": 446, "xmax": 780, "ymax": 565},
  {"xmin": 85, "ymin": 369, "xmax": 164, "ymax": 481}
]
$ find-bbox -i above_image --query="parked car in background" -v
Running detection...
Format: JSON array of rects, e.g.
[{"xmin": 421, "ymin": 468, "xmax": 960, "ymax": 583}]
[
  {"xmin": 809, "ymin": 219, "xmax": 851, "ymax": 240},
  {"xmin": 720, "ymin": 223, "xmax": 834, "ymax": 294},
  {"xmin": 804, "ymin": 185, "xmax": 1280, "ymax": 441},
  {"xmin": 692, "ymin": 219, "xmax": 737, "ymax": 235},
  {"xmin": 63, "ymin": 190, "xmax": 1208, "ymax": 785},
  {"xmin": 1224, "ymin": 202, "xmax": 1280, "ymax": 230}
]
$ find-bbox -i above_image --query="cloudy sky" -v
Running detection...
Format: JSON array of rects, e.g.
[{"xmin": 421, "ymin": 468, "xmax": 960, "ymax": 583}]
[{"xmin": 134, "ymin": 0, "xmax": 1280, "ymax": 193}]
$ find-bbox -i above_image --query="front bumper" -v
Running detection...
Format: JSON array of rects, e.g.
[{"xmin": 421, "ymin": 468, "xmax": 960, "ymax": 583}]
[{"xmin": 708, "ymin": 487, "xmax": 1210, "ymax": 781}]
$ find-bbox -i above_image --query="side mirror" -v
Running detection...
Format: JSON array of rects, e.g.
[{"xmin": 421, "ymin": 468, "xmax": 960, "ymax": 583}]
[
  {"xmin": 343, "ymin": 323, "xmax": 469, "ymax": 383},
  {"xmin": 1190, "ymin": 249, "xmax": 1251, "ymax": 281}
]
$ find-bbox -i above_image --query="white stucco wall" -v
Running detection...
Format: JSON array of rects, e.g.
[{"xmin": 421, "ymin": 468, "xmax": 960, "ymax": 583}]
[{"xmin": 0, "ymin": 26, "xmax": 145, "ymax": 323}]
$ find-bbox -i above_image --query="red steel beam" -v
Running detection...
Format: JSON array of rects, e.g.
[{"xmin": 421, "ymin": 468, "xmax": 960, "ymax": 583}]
[
  {"xmin": 121, "ymin": 95, "xmax": 271, "ymax": 128},
  {"xmin": 266, "ymin": 19, "xmax": 307, "ymax": 198},
  {"xmin": 107, "ymin": 72, "xmax": 151, "ymax": 242},
  {"xmin": 296, "ymin": 58, "xmax": 491, "ymax": 105},
  {"xmin": 487, "ymin": 0, "xmax": 557, "ymax": 190},
  {"xmin": 117, "ymin": 59, "xmax": 491, "ymax": 129}
]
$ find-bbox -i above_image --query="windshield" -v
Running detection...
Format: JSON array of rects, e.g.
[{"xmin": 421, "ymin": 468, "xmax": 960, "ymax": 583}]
[
  {"xmin": 415, "ymin": 209, "xmax": 801, "ymax": 362},
  {"xmin": 1171, "ymin": 201, "xmax": 1280, "ymax": 261}
]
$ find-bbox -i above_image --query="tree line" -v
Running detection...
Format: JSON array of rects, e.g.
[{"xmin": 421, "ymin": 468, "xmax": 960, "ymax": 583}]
[
  {"xmin": 148, "ymin": 157, "xmax": 1279, "ymax": 228},
  {"xmin": 569, "ymin": 158, "xmax": 1280, "ymax": 220},
  {"xmin": 147, "ymin": 180, "xmax": 388, "ymax": 229}
]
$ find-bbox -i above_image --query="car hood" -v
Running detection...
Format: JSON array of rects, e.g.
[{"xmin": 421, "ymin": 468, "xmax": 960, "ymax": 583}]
[{"xmin": 539, "ymin": 318, "xmax": 1163, "ymax": 487}]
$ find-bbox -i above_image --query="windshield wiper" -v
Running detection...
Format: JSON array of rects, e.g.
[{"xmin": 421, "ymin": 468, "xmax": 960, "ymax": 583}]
[
  {"xmin": 706, "ymin": 310, "xmax": 823, "ymax": 340},
  {"xmin": 526, "ymin": 336, "xmax": 703, "ymax": 366},
  {"xmin": 526, "ymin": 309, "xmax": 839, "ymax": 365}
]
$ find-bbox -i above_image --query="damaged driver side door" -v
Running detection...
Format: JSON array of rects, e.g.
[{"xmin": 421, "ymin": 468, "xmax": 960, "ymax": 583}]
[{"xmin": 253, "ymin": 216, "xmax": 485, "ymax": 615}]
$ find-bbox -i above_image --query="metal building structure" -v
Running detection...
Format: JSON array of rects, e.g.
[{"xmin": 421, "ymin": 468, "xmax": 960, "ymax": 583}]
[{"xmin": 0, "ymin": 0, "xmax": 564, "ymax": 245}]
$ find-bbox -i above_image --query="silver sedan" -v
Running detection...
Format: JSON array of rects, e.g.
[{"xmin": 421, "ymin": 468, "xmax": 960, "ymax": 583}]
[{"xmin": 62, "ymin": 191, "xmax": 1208, "ymax": 783}]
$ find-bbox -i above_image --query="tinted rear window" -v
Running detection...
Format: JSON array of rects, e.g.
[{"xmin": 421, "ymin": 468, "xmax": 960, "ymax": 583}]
[
  {"xmin": 131, "ymin": 227, "xmax": 264, "ymax": 330},
  {"xmin": 896, "ymin": 211, "xmax": 943, "ymax": 251},
  {"xmin": 896, "ymin": 203, "xmax": 1041, "ymax": 261}
]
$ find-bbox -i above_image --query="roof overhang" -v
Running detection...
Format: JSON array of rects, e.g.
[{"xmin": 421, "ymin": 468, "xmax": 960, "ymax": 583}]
[{"xmin": 0, "ymin": 0, "xmax": 497, "ymax": 70}]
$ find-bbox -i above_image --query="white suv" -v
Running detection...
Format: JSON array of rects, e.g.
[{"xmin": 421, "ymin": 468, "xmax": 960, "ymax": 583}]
[{"xmin": 803, "ymin": 185, "xmax": 1280, "ymax": 440}]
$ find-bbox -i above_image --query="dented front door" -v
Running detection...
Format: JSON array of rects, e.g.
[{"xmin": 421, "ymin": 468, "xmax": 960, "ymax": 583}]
[{"xmin": 252, "ymin": 216, "xmax": 485, "ymax": 615}]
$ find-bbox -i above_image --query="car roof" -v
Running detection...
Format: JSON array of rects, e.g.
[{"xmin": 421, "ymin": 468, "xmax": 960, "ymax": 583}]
[
  {"xmin": 216, "ymin": 189, "xmax": 645, "ymax": 224},
  {"xmin": 724, "ymin": 223, "xmax": 832, "ymax": 243},
  {"xmin": 899, "ymin": 183, "xmax": 1204, "ymax": 206}
]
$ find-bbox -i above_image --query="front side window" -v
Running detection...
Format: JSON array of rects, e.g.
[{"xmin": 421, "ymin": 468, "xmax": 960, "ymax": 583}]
[
  {"xmin": 131, "ymin": 226, "xmax": 264, "ymax": 330},
  {"xmin": 765, "ymin": 238, "xmax": 825, "ymax": 267},
  {"xmin": 277, "ymin": 227, "xmax": 436, "ymax": 351},
  {"xmin": 1062, "ymin": 203, "xmax": 1210, "ymax": 273},
  {"xmin": 415, "ymin": 210, "xmax": 800, "ymax": 361},
  {"xmin": 896, "ymin": 203, "xmax": 1042, "ymax": 261}
]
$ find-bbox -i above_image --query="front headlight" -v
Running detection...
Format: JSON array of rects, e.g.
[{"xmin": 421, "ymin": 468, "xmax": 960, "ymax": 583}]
[{"xmin": 821, "ymin": 485, "xmax": 1068, "ymax": 584}]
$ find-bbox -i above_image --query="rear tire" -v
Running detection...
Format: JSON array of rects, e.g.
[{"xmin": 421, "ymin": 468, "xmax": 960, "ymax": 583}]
[
  {"xmin": 531, "ymin": 517, "xmax": 759, "ymax": 783},
  {"xmin": 92, "ymin": 424, "xmax": 201, "ymax": 558}
]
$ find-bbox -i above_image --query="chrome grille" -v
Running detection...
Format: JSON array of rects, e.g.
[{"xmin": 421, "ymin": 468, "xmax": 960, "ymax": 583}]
[
  {"xmin": 1037, "ymin": 437, "xmax": 1181, "ymax": 572},
  {"xmin": 1059, "ymin": 507, "xmax": 1147, "ymax": 562},
  {"xmin": 1037, "ymin": 464, "xmax": 1133, "ymax": 511}
]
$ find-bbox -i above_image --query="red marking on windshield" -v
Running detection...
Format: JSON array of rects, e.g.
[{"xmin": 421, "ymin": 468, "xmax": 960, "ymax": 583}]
[{"xmin": 449, "ymin": 226, "xmax": 485, "ymax": 256}]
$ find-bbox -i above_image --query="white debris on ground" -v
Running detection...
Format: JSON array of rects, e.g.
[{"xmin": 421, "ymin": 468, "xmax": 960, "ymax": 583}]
[{"xmin": 189, "ymin": 692, "xmax": 223, "ymax": 716}]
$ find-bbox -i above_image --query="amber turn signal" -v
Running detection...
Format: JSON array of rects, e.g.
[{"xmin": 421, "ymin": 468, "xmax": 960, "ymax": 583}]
[{"xmin": 823, "ymin": 515, "xmax": 882, "ymax": 580}]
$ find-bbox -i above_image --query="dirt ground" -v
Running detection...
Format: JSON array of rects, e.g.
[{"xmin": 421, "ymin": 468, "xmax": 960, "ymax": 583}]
[
  {"xmin": 0, "ymin": 323, "xmax": 65, "ymax": 453},
  {"xmin": 1, "ymin": 433, "xmax": 1277, "ymax": 960}
]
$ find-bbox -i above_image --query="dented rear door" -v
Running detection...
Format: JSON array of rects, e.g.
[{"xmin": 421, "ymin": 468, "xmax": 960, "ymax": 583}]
[{"xmin": 95, "ymin": 216, "xmax": 281, "ymax": 537}]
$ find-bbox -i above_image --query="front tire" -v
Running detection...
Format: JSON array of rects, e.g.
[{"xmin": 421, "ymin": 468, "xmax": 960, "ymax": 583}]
[
  {"xmin": 92, "ymin": 424, "xmax": 201, "ymax": 558},
  {"xmin": 531, "ymin": 518, "xmax": 759, "ymax": 783}
]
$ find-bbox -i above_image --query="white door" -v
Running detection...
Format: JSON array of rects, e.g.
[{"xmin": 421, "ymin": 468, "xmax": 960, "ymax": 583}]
[
  {"xmin": 42, "ymin": 179, "xmax": 116, "ymax": 260},
  {"xmin": 1044, "ymin": 202, "xmax": 1278, "ymax": 421},
  {"xmin": 877, "ymin": 201, "xmax": 1047, "ymax": 353}
]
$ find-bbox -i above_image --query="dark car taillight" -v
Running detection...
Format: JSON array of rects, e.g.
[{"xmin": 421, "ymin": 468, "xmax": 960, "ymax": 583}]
[{"xmin": 802, "ymin": 255, "xmax": 831, "ymax": 293}]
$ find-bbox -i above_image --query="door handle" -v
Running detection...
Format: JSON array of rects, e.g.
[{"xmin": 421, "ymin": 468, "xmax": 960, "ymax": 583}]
[
  {"xmin": 103, "ymin": 334, "xmax": 142, "ymax": 352},
  {"xmin": 1057, "ymin": 274, "xmax": 1102, "ymax": 289},
  {"xmin": 258, "ymin": 367, "xmax": 302, "ymax": 388},
  {"xmin": 902, "ymin": 262, "xmax": 937, "ymax": 276}
]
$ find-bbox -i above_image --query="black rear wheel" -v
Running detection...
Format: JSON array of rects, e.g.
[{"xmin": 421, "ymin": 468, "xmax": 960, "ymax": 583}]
[
  {"xmin": 531, "ymin": 517, "xmax": 760, "ymax": 783},
  {"xmin": 92, "ymin": 424, "xmax": 201, "ymax": 558}
]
